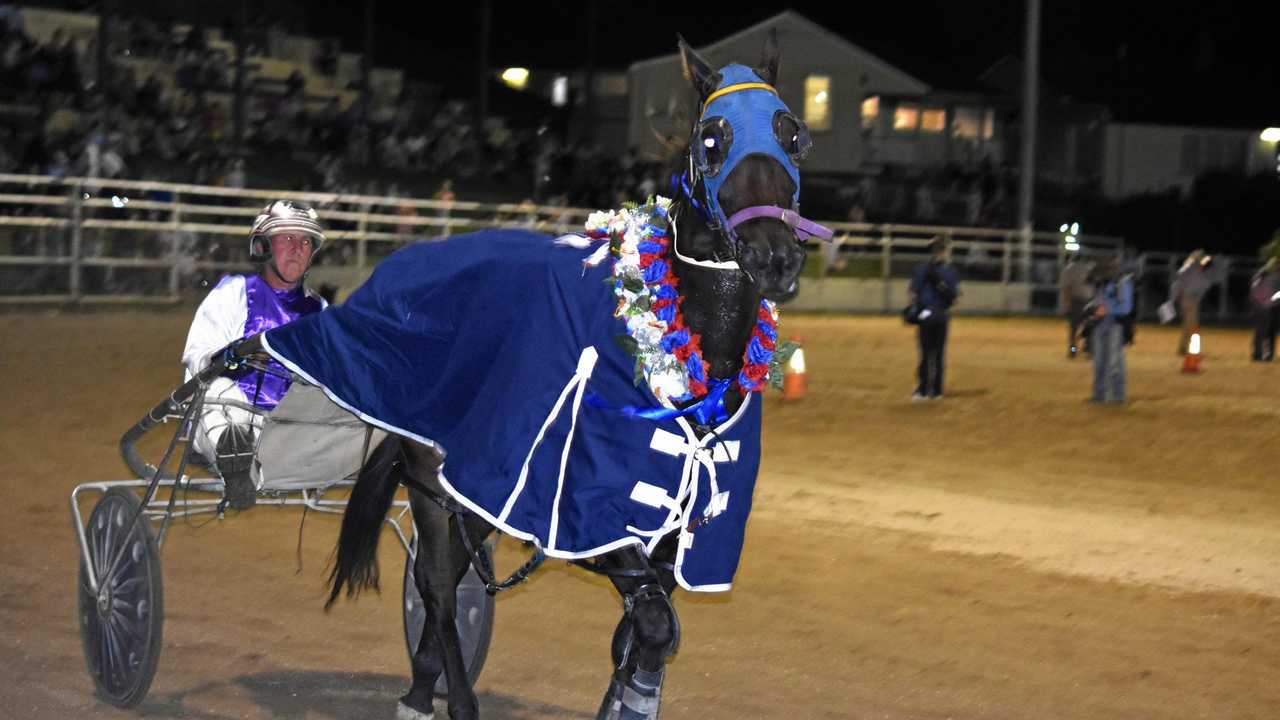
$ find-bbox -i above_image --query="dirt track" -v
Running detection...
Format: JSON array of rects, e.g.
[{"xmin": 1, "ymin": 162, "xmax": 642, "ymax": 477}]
[{"xmin": 2, "ymin": 309, "xmax": 1279, "ymax": 719}]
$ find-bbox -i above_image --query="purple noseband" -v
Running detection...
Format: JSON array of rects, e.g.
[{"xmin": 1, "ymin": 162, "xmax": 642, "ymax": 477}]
[{"xmin": 725, "ymin": 205, "xmax": 834, "ymax": 242}]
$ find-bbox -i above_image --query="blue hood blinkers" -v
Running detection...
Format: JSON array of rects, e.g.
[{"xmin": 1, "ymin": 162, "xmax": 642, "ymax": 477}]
[{"xmin": 675, "ymin": 63, "xmax": 828, "ymax": 256}]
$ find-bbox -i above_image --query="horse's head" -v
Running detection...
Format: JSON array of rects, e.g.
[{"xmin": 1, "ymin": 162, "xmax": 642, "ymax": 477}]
[{"xmin": 674, "ymin": 33, "xmax": 831, "ymax": 303}]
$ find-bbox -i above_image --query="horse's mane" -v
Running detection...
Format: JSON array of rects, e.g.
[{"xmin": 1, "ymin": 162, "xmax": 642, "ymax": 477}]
[{"xmin": 648, "ymin": 103, "xmax": 700, "ymax": 226}]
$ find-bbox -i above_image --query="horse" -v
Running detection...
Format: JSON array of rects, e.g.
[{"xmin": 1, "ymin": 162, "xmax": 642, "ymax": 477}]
[{"xmin": 254, "ymin": 33, "xmax": 831, "ymax": 720}]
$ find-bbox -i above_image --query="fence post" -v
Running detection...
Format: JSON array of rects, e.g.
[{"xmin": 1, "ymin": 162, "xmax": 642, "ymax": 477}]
[
  {"xmin": 880, "ymin": 227, "xmax": 892, "ymax": 313},
  {"xmin": 168, "ymin": 191, "xmax": 182, "ymax": 299},
  {"xmin": 1217, "ymin": 257, "xmax": 1232, "ymax": 320},
  {"xmin": 69, "ymin": 183, "xmax": 83, "ymax": 302},
  {"xmin": 1002, "ymin": 232, "xmax": 1013, "ymax": 313},
  {"xmin": 356, "ymin": 209, "xmax": 368, "ymax": 269}
]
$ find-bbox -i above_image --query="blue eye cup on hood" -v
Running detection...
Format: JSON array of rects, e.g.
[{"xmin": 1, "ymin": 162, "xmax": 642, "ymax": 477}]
[{"xmin": 697, "ymin": 64, "xmax": 804, "ymax": 224}]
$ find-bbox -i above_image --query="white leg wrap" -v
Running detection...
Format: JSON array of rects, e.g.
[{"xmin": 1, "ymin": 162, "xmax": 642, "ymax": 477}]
[{"xmin": 396, "ymin": 700, "xmax": 434, "ymax": 720}]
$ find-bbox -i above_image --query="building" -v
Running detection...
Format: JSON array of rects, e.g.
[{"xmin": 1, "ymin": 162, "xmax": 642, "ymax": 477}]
[{"xmin": 1102, "ymin": 123, "xmax": 1279, "ymax": 199}]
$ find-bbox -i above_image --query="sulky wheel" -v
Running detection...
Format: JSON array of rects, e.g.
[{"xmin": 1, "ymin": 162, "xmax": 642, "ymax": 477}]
[
  {"xmin": 402, "ymin": 537, "xmax": 495, "ymax": 695},
  {"xmin": 77, "ymin": 488, "xmax": 164, "ymax": 708}
]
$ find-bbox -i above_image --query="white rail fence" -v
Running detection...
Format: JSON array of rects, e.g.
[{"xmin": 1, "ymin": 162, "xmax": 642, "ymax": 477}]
[{"xmin": 0, "ymin": 174, "xmax": 1260, "ymax": 320}]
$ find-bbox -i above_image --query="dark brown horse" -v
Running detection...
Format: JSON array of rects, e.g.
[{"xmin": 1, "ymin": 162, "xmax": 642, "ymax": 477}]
[{"xmin": 325, "ymin": 34, "xmax": 824, "ymax": 720}]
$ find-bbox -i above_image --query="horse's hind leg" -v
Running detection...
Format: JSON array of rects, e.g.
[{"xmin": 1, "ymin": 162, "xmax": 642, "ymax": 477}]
[
  {"xmin": 596, "ymin": 544, "xmax": 680, "ymax": 720},
  {"xmin": 399, "ymin": 443, "xmax": 487, "ymax": 720}
]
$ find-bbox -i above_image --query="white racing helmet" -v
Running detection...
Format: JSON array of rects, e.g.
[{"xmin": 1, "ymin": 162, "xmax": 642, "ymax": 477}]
[{"xmin": 248, "ymin": 200, "xmax": 327, "ymax": 262}]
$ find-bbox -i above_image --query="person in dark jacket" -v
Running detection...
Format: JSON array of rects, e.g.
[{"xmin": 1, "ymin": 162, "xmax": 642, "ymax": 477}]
[
  {"xmin": 908, "ymin": 238, "xmax": 960, "ymax": 400},
  {"xmin": 1250, "ymin": 258, "xmax": 1280, "ymax": 361}
]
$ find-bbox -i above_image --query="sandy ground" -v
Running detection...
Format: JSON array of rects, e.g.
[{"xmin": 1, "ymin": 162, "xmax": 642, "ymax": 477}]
[{"xmin": 2, "ymin": 309, "xmax": 1279, "ymax": 720}]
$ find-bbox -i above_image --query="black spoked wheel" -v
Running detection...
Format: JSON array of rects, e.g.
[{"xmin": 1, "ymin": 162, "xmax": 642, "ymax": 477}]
[
  {"xmin": 78, "ymin": 488, "xmax": 164, "ymax": 708},
  {"xmin": 402, "ymin": 538, "xmax": 495, "ymax": 695}
]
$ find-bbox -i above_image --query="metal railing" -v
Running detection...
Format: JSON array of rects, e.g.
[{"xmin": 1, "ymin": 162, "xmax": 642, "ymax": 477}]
[
  {"xmin": 0, "ymin": 173, "xmax": 589, "ymax": 303},
  {"xmin": 0, "ymin": 173, "xmax": 1261, "ymax": 321}
]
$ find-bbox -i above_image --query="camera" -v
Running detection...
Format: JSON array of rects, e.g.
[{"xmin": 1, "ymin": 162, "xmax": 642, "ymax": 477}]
[{"xmin": 1077, "ymin": 299, "xmax": 1102, "ymax": 339}]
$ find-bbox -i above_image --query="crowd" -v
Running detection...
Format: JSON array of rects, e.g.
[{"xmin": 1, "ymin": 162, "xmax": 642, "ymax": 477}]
[{"xmin": 842, "ymin": 160, "xmax": 1016, "ymax": 229}]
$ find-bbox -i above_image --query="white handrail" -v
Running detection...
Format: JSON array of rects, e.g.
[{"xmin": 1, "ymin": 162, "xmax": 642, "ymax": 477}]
[{"xmin": 17, "ymin": 172, "xmax": 1250, "ymax": 319}]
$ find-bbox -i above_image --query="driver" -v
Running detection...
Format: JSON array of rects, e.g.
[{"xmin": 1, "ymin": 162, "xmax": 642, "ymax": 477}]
[{"xmin": 181, "ymin": 200, "xmax": 327, "ymax": 508}]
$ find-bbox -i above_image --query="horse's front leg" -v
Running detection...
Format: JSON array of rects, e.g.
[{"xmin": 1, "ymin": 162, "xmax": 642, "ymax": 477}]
[{"xmin": 596, "ymin": 540, "xmax": 680, "ymax": 720}]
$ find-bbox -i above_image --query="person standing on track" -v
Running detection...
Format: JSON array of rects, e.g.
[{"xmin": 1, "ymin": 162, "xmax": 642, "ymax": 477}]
[
  {"xmin": 1169, "ymin": 249, "xmax": 1213, "ymax": 355},
  {"xmin": 908, "ymin": 238, "xmax": 959, "ymax": 400},
  {"xmin": 1059, "ymin": 251, "xmax": 1094, "ymax": 358},
  {"xmin": 1086, "ymin": 256, "xmax": 1133, "ymax": 405}
]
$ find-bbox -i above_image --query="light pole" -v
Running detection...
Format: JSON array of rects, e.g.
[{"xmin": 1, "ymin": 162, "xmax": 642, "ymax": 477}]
[{"xmin": 1017, "ymin": 0, "xmax": 1041, "ymax": 281}]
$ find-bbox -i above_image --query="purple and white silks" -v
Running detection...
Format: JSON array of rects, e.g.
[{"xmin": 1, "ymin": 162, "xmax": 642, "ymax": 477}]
[{"xmin": 182, "ymin": 274, "xmax": 325, "ymax": 410}]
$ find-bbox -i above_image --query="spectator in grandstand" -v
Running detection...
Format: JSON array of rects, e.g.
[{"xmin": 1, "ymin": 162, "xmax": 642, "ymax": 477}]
[
  {"xmin": 433, "ymin": 178, "xmax": 456, "ymax": 225},
  {"xmin": 1058, "ymin": 251, "xmax": 1095, "ymax": 358},
  {"xmin": 1169, "ymin": 249, "xmax": 1213, "ymax": 355},
  {"xmin": 908, "ymin": 238, "xmax": 959, "ymax": 400},
  {"xmin": 182, "ymin": 200, "xmax": 327, "ymax": 509},
  {"xmin": 223, "ymin": 157, "xmax": 247, "ymax": 190},
  {"xmin": 1086, "ymin": 256, "xmax": 1133, "ymax": 404},
  {"xmin": 1250, "ymin": 258, "xmax": 1280, "ymax": 362}
]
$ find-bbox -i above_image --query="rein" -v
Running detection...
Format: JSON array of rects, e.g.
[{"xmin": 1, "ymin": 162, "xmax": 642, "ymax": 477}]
[{"xmin": 407, "ymin": 476, "xmax": 545, "ymax": 595}]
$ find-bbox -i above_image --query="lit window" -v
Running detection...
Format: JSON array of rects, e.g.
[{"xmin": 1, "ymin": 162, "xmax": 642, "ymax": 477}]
[
  {"xmin": 804, "ymin": 75, "xmax": 831, "ymax": 131},
  {"xmin": 952, "ymin": 107, "xmax": 981, "ymax": 139},
  {"xmin": 551, "ymin": 76, "xmax": 568, "ymax": 107},
  {"xmin": 921, "ymin": 108, "xmax": 946, "ymax": 134},
  {"xmin": 861, "ymin": 95, "xmax": 879, "ymax": 130},
  {"xmin": 982, "ymin": 109, "xmax": 995, "ymax": 140},
  {"xmin": 893, "ymin": 103, "xmax": 919, "ymax": 132}
]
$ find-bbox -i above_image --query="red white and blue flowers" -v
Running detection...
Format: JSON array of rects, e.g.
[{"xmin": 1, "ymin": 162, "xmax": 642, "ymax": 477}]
[{"xmin": 585, "ymin": 197, "xmax": 781, "ymax": 406}]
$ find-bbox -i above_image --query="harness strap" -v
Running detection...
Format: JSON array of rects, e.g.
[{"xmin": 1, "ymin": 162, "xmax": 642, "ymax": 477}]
[
  {"xmin": 701, "ymin": 81, "xmax": 777, "ymax": 114},
  {"xmin": 407, "ymin": 477, "xmax": 546, "ymax": 595},
  {"xmin": 725, "ymin": 205, "xmax": 834, "ymax": 242},
  {"xmin": 572, "ymin": 558, "xmax": 656, "ymax": 579}
]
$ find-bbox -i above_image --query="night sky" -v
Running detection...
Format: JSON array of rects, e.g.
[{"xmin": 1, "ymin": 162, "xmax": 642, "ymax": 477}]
[{"xmin": 307, "ymin": 0, "xmax": 1280, "ymax": 129}]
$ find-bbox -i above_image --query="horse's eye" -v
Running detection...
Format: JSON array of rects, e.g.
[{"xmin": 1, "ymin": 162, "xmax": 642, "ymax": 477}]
[
  {"xmin": 695, "ymin": 116, "xmax": 733, "ymax": 177},
  {"xmin": 773, "ymin": 111, "xmax": 811, "ymax": 165}
]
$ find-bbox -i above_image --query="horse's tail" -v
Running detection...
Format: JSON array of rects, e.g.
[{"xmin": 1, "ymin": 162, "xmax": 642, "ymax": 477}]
[{"xmin": 326, "ymin": 434, "xmax": 404, "ymax": 609}]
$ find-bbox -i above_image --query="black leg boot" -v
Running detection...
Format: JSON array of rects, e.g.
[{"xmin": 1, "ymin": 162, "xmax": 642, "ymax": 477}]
[{"xmin": 617, "ymin": 668, "xmax": 664, "ymax": 720}]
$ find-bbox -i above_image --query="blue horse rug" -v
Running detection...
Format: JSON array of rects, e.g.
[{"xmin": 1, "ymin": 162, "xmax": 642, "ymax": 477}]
[{"xmin": 262, "ymin": 230, "xmax": 763, "ymax": 592}]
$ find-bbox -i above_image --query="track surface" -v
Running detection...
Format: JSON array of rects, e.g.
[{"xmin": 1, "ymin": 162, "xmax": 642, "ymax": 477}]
[{"xmin": 2, "ymin": 310, "xmax": 1278, "ymax": 719}]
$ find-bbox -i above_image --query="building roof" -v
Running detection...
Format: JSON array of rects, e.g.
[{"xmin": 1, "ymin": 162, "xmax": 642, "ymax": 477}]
[{"xmin": 629, "ymin": 10, "xmax": 930, "ymax": 95}]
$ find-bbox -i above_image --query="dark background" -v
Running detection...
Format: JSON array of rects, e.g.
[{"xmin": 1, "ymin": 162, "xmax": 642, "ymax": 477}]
[{"xmin": 302, "ymin": 0, "xmax": 1280, "ymax": 128}]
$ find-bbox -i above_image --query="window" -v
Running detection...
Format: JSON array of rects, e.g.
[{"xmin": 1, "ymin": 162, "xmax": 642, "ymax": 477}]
[
  {"xmin": 952, "ymin": 107, "xmax": 981, "ymax": 139},
  {"xmin": 804, "ymin": 75, "xmax": 831, "ymax": 131},
  {"xmin": 920, "ymin": 108, "xmax": 946, "ymax": 134},
  {"xmin": 982, "ymin": 109, "xmax": 995, "ymax": 140},
  {"xmin": 894, "ymin": 103, "xmax": 919, "ymax": 132},
  {"xmin": 861, "ymin": 95, "xmax": 879, "ymax": 130},
  {"xmin": 551, "ymin": 76, "xmax": 569, "ymax": 107}
]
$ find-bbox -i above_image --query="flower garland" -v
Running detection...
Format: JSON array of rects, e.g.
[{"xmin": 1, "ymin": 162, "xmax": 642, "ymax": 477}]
[{"xmin": 585, "ymin": 196, "xmax": 780, "ymax": 407}]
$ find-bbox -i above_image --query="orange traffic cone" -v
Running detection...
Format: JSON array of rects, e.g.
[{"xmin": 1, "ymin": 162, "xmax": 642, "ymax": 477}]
[
  {"xmin": 782, "ymin": 337, "xmax": 807, "ymax": 401},
  {"xmin": 1181, "ymin": 328, "xmax": 1202, "ymax": 373}
]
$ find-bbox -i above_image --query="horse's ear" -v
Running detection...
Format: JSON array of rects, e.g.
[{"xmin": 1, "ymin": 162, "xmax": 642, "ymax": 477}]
[
  {"xmin": 678, "ymin": 34, "xmax": 720, "ymax": 100},
  {"xmin": 757, "ymin": 28, "xmax": 780, "ymax": 87}
]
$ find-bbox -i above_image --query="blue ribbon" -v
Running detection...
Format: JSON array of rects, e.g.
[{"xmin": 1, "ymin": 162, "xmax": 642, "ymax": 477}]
[
  {"xmin": 671, "ymin": 170, "xmax": 711, "ymax": 224},
  {"xmin": 586, "ymin": 378, "xmax": 733, "ymax": 426}
]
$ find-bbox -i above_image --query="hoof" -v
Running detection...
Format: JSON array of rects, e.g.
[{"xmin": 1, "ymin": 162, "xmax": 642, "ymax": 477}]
[{"xmin": 396, "ymin": 700, "xmax": 434, "ymax": 720}]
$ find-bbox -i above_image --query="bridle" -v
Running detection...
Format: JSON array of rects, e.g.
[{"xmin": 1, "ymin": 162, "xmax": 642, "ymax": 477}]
[{"xmin": 670, "ymin": 67, "xmax": 832, "ymax": 266}]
